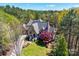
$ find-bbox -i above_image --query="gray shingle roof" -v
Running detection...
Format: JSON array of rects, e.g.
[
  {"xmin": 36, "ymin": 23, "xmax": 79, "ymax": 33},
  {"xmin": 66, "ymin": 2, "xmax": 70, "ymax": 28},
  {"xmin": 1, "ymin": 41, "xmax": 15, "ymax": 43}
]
[{"xmin": 26, "ymin": 19, "xmax": 53, "ymax": 34}]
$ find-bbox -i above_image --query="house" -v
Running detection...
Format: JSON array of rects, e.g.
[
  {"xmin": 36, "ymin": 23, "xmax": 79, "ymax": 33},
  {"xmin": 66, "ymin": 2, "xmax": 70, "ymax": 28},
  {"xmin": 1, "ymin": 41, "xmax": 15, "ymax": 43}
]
[{"xmin": 23, "ymin": 19, "xmax": 56, "ymax": 41}]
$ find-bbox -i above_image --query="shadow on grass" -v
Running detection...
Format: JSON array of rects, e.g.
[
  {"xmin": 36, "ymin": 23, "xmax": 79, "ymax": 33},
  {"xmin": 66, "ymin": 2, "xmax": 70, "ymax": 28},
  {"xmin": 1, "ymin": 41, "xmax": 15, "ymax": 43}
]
[{"xmin": 35, "ymin": 39, "xmax": 45, "ymax": 47}]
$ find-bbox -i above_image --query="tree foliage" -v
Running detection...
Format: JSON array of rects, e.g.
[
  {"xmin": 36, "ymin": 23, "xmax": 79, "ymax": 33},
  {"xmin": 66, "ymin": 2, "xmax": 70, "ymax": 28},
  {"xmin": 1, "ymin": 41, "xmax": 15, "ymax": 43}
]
[
  {"xmin": 0, "ymin": 9, "xmax": 22, "ymax": 55},
  {"xmin": 53, "ymin": 35, "xmax": 68, "ymax": 56}
]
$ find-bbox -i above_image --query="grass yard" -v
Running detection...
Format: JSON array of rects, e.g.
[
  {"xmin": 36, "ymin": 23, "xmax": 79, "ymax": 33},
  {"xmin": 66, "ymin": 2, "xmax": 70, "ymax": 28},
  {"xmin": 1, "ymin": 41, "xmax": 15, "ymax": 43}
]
[{"xmin": 21, "ymin": 42, "xmax": 52, "ymax": 56}]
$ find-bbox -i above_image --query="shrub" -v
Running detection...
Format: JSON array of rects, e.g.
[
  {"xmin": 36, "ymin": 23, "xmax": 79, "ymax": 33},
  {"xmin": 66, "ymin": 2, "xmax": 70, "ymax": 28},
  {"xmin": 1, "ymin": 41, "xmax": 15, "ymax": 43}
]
[{"xmin": 39, "ymin": 31, "xmax": 53, "ymax": 44}]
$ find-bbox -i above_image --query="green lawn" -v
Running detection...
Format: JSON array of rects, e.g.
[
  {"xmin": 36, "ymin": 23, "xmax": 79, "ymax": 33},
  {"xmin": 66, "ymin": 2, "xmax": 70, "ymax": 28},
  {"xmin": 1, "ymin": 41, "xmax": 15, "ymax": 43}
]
[{"xmin": 21, "ymin": 42, "xmax": 51, "ymax": 56}]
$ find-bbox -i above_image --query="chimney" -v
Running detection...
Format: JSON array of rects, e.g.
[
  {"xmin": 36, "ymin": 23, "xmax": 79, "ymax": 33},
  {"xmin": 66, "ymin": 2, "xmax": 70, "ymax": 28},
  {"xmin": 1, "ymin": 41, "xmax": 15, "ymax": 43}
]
[{"xmin": 48, "ymin": 14, "xmax": 50, "ymax": 32}]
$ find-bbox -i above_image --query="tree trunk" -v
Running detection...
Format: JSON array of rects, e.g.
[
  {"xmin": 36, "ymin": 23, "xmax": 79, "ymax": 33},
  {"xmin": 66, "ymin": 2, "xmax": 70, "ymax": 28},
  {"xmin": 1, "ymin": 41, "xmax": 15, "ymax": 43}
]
[
  {"xmin": 68, "ymin": 19, "xmax": 72, "ymax": 49},
  {"xmin": 74, "ymin": 36, "xmax": 79, "ymax": 55}
]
